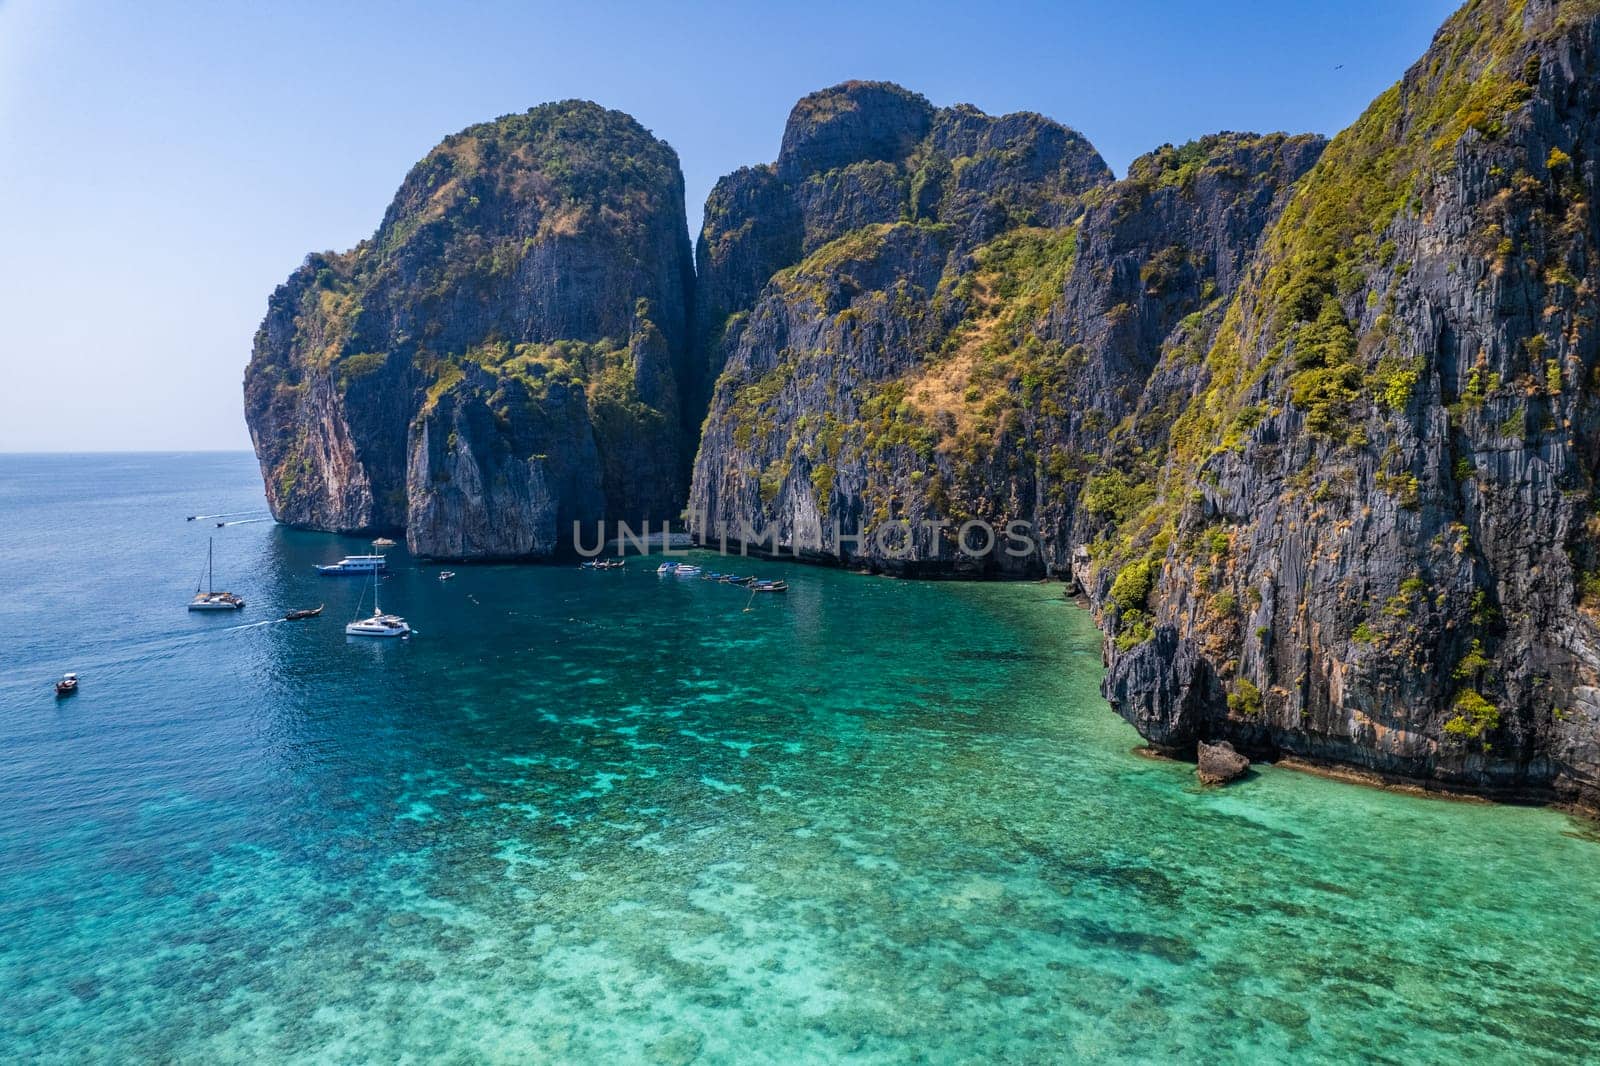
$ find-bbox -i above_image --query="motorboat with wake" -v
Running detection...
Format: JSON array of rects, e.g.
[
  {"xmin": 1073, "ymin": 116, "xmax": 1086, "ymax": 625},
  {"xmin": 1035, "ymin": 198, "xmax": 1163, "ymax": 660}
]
[{"xmin": 284, "ymin": 605, "xmax": 324, "ymax": 621}]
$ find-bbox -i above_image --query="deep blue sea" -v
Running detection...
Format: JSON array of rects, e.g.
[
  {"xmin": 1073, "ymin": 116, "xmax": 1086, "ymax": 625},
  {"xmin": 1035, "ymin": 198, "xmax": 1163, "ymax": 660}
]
[{"xmin": 2, "ymin": 452, "xmax": 1600, "ymax": 1063}]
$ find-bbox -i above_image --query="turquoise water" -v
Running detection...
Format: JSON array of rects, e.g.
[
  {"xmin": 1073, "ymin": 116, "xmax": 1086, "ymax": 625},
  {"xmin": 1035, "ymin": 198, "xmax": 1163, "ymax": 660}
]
[{"xmin": 2, "ymin": 453, "xmax": 1600, "ymax": 1063}]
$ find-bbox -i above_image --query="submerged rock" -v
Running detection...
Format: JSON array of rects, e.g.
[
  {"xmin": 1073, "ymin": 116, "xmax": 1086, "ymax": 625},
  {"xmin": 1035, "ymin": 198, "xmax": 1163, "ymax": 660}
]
[{"xmin": 1196, "ymin": 741, "xmax": 1250, "ymax": 785}]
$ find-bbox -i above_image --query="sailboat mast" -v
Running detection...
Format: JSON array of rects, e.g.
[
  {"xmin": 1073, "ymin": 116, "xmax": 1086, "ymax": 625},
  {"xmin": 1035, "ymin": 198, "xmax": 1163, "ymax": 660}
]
[
  {"xmin": 208, "ymin": 538, "xmax": 214, "ymax": 594},
  {"xmin": 372, "ymin": 557, "xmax": 380, "ymax": 616}
]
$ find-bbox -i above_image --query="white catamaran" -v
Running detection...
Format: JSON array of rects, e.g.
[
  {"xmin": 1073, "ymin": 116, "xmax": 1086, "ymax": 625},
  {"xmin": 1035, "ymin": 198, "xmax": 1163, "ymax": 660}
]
[
  {"xmin": 188, "ymin": 537, "xmax": 245, "ymax": 611},
  {"xmin": 345, "ymin": 560, "xmax": 411, "ymax": 638}
]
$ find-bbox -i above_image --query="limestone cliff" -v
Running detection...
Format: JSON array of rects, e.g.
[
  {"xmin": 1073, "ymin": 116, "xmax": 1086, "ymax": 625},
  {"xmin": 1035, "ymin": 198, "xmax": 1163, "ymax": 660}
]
[
  {"xmin": 688, "ymin": 82, "xmax": 1113, "ymax": 432},
  {"xmin": 243, "ymin": 100, "xmax": 693, "ymax": 557},
  {"xmin": 1098, "ymin": 0, "xmax": 1600, "ymax": 806},
  {"xmin": 688, "ymin": 106, "xmax": 1321, "ymax": 574},
  {"xmin": 245, "ymin": 1, "xmax": 1600, "ymax": 807},
  {"xmin": 687, "ymin": 2, "xmax": 1600, "ymax": 806}
]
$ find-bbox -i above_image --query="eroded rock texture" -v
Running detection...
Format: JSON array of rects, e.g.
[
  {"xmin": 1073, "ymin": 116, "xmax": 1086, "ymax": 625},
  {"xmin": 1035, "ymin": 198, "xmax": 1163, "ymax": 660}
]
[
  {"xmin": 1096, "ymin": 0, "xmax": 1600, "ymax": 805},
  {"xmin": 248, "ymin": 0, "xmax": 1600, "ymax": 804},
  {"xmin": 244, "ymin": 101, "xmax": 693, "ymax": 557},
  {"xmin": 689, "ymin": 84, "xmax": 1320, "ymax": 576}
]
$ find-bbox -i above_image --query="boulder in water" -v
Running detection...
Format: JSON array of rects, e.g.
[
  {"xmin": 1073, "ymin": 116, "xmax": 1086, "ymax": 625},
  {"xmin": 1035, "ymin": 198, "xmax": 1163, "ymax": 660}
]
[{"xmin": 1197, "ymin": 740, "xmax": 1249, "ymax": 785}]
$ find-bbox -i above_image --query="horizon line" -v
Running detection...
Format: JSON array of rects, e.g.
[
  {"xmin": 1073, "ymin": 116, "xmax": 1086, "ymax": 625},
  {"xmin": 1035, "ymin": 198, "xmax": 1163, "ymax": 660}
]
[{"xmin": 0, "ymin": 448, "xmax": 256, "ymax": 456}]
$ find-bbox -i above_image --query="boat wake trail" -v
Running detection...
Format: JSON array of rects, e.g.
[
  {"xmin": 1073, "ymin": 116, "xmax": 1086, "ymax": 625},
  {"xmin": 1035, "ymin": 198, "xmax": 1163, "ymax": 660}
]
[
  {"xmin": 0, "ymin": 618, "xmax": 286, "ymax": 695},
  {"xmin": 186, "ymin": 510, "xmax": 267, "ymax": 521},
  {"xmin": 215, "ymin": 517, "xmax": 273, "ymax": 527},
  {"xmin": 225, "ymin": 619, "xmax": 283, "ymax": 632}
]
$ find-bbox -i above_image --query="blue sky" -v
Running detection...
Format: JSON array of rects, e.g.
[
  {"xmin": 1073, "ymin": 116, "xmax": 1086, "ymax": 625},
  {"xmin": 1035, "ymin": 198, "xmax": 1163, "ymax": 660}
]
[{"xmin": 0, "ymin": 0, "xmax": 1459, "ymax": 451}]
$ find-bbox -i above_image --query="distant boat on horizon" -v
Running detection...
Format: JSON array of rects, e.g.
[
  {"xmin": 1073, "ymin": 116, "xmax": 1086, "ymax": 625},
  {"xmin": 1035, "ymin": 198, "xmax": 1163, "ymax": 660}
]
[{"xmin": 188, "ymin": 537, "xmax": 245, "ymax": 611}]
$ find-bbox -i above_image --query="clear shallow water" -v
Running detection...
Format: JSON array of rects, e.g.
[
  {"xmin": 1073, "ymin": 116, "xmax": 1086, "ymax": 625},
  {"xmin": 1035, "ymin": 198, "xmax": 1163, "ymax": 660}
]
[{"xmin": 2, "ymin": 453, "xmax": 1599, "ymax": 1063}]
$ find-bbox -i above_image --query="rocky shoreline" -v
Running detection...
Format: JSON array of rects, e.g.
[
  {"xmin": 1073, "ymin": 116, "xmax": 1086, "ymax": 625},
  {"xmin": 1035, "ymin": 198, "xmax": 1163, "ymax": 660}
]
[{"xmin": 246, "ymin": 0, "xmax": 1600, "ymax": 810}]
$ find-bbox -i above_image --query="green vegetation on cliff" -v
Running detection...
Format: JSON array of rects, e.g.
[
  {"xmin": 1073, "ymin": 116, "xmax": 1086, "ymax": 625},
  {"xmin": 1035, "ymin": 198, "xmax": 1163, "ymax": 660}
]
[{"xmin": 244, "ymin": 99, "xmax": 693, "ymax": 548}]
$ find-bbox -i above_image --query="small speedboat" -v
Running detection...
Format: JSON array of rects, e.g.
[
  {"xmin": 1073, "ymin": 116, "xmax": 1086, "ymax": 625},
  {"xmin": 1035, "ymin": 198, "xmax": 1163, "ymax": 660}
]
[
  {"xmin": 438, "ymin": 571, "xmax": 457, "ymax": 581},
  {"xmin": 674, "ymin": 565, "xmax": 703, "ymax": 577},
  {"xmin": 284, "ymin": 605, "xmax": 324, "ymax": 621},
  {"xmin": 656, "ymin": 562, "xmax": 679, "ymax": 574},
  {"xmin": 54, "ymin": 673, "xmax": 79, "ymax": 697},
  {"xmin": 372, "ymin": 537, "xmax": 398, "ymax": 548},
  {"xmin": 720, "ymin": 574, "xmax": 750, "ymax": 584},
  {"xmin": 750, "ymin": 579, "xmax": 788, "ymax": 593}
]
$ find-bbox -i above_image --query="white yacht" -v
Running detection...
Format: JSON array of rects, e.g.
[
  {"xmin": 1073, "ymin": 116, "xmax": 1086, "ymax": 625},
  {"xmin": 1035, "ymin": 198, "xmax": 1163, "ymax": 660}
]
[
  {"xmin": 188, "ymin": 538, "xmax": 245, "ymax": 611},
  {"xmin": 345, "ymin": 562, "xmax": 410, "ymax": 638},
  {"xmin": 316, "ymin": 554, "xmax": 387, "ymax": 575}
]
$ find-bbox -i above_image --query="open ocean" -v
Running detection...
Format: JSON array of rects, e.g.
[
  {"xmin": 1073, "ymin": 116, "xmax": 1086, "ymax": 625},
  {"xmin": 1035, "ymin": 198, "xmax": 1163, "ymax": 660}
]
[{"xmin": 2, "ymin": 451, "xmax": 1599, "ymax": 1063}]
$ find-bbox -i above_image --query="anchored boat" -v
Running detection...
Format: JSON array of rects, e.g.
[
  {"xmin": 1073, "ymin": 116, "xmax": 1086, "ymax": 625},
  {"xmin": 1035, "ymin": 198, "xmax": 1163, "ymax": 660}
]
[
  {"xmin": 316, "ymin": 554, "xmax": 387, "ymax": 575},
  {"xmin": 54, "ymin": 672, "xmax": 78, "ymax": 697},
  {"xmin": 346, "ymin": 559, "xmax": 410, "ymax": 638},
  {"xmin": 189, "ymin": 537, "xmax": 245, "ymax": 611}
]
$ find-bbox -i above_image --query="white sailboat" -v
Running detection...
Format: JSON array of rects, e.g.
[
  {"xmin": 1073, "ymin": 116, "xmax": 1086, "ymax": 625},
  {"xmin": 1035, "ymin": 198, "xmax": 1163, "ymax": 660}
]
[
  {"xmin": 188, "ymin": 537, "xmax": 245, "ymax": 611},
  {"xmin": 345, "ymin": 559, "xmax": 410, "ymax": 638}
]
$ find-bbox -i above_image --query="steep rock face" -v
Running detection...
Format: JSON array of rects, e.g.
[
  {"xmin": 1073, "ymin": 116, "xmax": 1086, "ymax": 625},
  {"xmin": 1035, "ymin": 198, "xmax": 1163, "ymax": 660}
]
[
  {"xmin": 689, "ymin": 123, "xmax": 1321, "ymax": 575},
  {"xmin": 1096, "ymin": 0, "xmax": 1600, "ymax": 805},
  {"xmin": 688, "ymin": 81, "xmax": 1112, "ymax": 432},
  {"xmin": 244, "ymin": 100, "xmax": 693, "ymax": 556}
]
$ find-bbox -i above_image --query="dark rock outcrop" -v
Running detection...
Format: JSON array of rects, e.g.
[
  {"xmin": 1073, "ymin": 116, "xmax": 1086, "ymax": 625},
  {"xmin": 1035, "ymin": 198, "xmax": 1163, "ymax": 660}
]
[
  {"xmin": 687, "ymin": 81, "xmax": 1113, "ymax": 436},
  {"xmin": 244, "ymin": 100, "xmax": 694, "ymax": 557},
  {"xmin": 688, "ymin": 118, "xmax": 1321, "ymax": 576},
  {"xmin": 1094, "ymin": 0, "xmax": 1600, "ymax": 807},
  {"xmin": 1197, "ymin": 740, "xmax": 1250, "ymax": 785},
  {"xmin": 246, "ymin": 1, "xmax": 1600, "ymax": 809}
]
